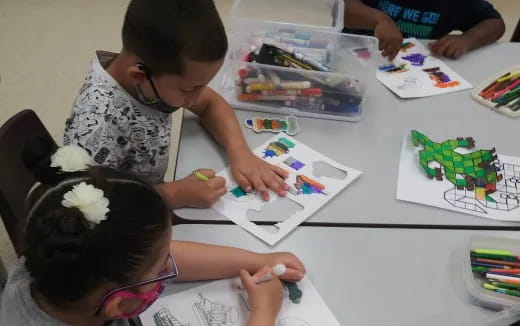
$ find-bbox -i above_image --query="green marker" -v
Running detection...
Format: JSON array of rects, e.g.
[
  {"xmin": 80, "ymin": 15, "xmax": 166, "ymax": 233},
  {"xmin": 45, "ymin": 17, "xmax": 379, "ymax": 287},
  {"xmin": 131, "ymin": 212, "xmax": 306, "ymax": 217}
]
[
  {"xmin": 491, "ymin": 281, "xmax": 520, "ymax": 290},
  {"xmin": 192, "ymin": 170, "xmax": 209, "ymax": 181},
  {"xmin": 471, "ymin": 252, "xmax": 519, "ymax": 261},
  {"xmin": 472, "ymin": 266, "xmax": 490, "ymax": 273},
  {"xmin": 483, "ymin": 283, "xmax": 520, "ymax": 297},
  {"xmin": 474, "ymin": 249, "xmax": 512, "ymax": 256}
]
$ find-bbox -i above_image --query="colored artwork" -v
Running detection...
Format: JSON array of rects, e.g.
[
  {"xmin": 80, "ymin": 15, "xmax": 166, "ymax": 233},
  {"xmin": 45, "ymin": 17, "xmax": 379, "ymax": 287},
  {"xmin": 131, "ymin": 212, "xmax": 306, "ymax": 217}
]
[
  {"xmin": 245, "ymin": 116, "xmax": 299, "ymax": 136},
  {"xmin": 284, "ymin": 156, "xmax": 305, "ymax": 171},
  {"xmin": 263, "ymin": 137, "xmax": 296, "ymax": 158},
  {"xmin": 402, "ymin": 53, "xmax": 427, "ymax": 66},
  {"xmin": 230, "ymin": 186, "xmax": 248, "ymax": 199},
  {"xmin": 378, "ymin": 63, "xmax": 409, "ymax": 73},
  {"xmin": 397, "ymin": 131, "xmax": 520, "ymax": 221},
  {"xmin": 400, "ymin": 41, "xmax": 415, "ymax": 52},
  {"xmin": 292, "ymin": 175, "xmax": 327, "ymax": 195},
  {"xmin": 212, "ymin": 135, "xmax": 361, "ymax": 245},
  {"xmin": 140, "ymin": 277, "xmax": 341, "ymax": 326},
  {"xmin": 376, "ymin": 38, "xmax": 472, "ymax": 98},
  {"xmin": 283, "ymin": 281, "xmax": 303, "ymax": 304},
  {"xmin": 423, "ymin": 67, "xmax": 461, "ymax": 88}
]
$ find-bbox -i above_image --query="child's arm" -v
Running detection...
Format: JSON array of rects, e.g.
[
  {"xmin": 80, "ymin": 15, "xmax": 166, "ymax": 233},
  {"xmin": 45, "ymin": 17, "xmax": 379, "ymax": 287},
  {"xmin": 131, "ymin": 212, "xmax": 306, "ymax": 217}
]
[
  {"xmin": 170, "ymin": 240, "xmax": 305, "ymax": 282},
  {"xmin": 188, "ymin": 88, "xmax": 289, "ymax": 201},
  {"xmin": 343, "ymin": 0, "xmax": 403, "ymax": 59},
  {"xmin": 429, "ymin": 18, "xmax": 505, "ymax": 59}
]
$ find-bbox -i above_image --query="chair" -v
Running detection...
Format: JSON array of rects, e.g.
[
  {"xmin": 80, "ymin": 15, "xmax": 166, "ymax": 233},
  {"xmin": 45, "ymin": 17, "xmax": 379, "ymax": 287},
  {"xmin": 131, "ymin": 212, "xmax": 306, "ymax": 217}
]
[
  {"xmin": 0, "ymin": 110, "xmax": 57, "ymax": 256},
  {"xmin": 512, "ymin": 18, "xmax": 520, "ymax": 42}
]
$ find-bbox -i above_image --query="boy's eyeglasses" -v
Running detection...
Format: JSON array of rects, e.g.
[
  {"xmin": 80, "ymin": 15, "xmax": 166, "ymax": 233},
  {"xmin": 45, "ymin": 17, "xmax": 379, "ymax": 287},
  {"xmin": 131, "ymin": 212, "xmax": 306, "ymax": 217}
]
[
  {"xmin": 94, "ymin": 254, "xmax": 178, "ymax": 316},
  {"xmin": 136, "ymin": 63, "xmax": 182, "ymax": 114}
]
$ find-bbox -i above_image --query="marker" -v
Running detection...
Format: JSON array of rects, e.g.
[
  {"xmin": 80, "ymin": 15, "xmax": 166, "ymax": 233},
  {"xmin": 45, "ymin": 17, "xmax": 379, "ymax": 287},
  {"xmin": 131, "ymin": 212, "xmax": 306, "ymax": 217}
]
[
  {"xmin": 483, "ymin": 283, "xmax": 520, "ymax": 297},
  {"xmin": 260, "ymin": 88, "xmax": 322, "ymax": 96},
  {"xmin": 238, "ymin": 264, "xmax": 287, "ymax": 310},
  {"xmin": 192, "ymin": 170, "xmax": 209, "ymax": 181},
  {"xmin": 239, "ymin": 94, "xmax": 297, "ymax": 101},
  {"xmin": 486, "ymin": 273, "xmax": 520, "ymax": 283},
  {"xmin": 491, "ymin": 281, "xmax": 520, "ymax": 290},
  {"xmin": 476, "ymin": 258, "xmax": 520, "ymax": 268},
  {"xmin": 471, "ymin": 252, "xmax": 520, "ymax": 261},
  {"xmin": 287, "ymin": 46, "xmax": 330, "ymax": 72},
  {"xmin": 497, "ymin": 71, "xmax": 520, "ymax": 83},
  {"xmin": 471, "ymin": 261, "xmax": 511, "ymax": 269}
]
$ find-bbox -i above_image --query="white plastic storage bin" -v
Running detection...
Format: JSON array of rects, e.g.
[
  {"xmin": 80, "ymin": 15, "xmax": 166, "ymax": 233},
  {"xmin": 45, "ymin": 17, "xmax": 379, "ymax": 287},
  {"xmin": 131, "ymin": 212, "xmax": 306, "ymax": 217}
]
[
  {"xmin": 230, "ymin": 0, "xmax": 344, "ymax": 33},
  {"xmin": 462, "ymin": 236, "xmax": 520, "ymax": 312},
  {"xmin": 215, "ymin": 20, "xmax": 376, "ymax": 121}
]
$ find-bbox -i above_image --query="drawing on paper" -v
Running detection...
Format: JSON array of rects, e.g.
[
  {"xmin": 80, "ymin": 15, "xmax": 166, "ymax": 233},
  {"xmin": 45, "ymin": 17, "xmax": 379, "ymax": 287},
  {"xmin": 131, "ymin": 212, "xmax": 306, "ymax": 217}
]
[
  {"xmin": 263, "ymin": 137, "xmax": 296, "ymax": 158},
  {"xmin": 378, "ymin": 63, "xmax": 409, "ymax": 73},
  {"xmin": 153, "ymin": 308, "xmax": 190, "ymax": 326},
  {"xmin": 192, "ymin": 293, "xmax": 239, "ymax": 326},
  {"xmin": 400, "ymin": 41, "xmax": 415, "ymax": 52},
  {"xmin": 397, "ymin": 77, "xmax": 421, "ymax": 90},
  {"xmin": 411, "ymin": 130, "xmax": 520, "ymax": 214},
  {"xmin": 422, "ymin": 67, "xmax": 461, "ymax": 88},
  {"xmin": 402, "ymin": 53, "xmax": 427, "ymax": 66},
  {"xmin": 284, "ymin": 156, "xmax": 305, "ymax": 171},
  {"xmin": 283, "ymin": 281, "xmax": 303, "ymax": 304},
  {"xmin": 245, "ymin": 116, "xmax": 300, "ymax": 136},
  {"xmin": 290, "ymin": 175, "xmax": 327, "ymax": 195},
  {"xmin": 277, "ymin": 317, "xmax": 311, "ymax": 326}
]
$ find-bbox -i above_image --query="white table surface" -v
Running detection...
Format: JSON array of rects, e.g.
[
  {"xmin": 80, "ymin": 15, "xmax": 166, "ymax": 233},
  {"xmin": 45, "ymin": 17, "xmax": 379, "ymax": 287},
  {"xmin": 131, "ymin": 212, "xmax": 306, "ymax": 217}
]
[
  {"xmin": 161, "ymin": 224, "xmax": 520, "ymax": 326},
  {"xmin": 173, "ymin": 41, "xmax": 520, "ymax": 228}
]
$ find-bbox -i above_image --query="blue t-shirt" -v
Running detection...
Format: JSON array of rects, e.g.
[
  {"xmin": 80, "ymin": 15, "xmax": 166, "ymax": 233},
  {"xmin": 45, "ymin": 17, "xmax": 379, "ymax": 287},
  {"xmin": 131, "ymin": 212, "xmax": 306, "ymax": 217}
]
[{"xmin": 343, "ymin": 0, "xmax": 502, "ymax": 39}]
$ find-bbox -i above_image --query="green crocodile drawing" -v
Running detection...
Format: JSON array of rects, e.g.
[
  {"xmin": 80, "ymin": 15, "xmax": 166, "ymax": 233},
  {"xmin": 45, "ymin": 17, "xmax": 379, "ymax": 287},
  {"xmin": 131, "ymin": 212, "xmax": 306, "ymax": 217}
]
[{"xmin": 411, "ymin": 130, "xmax": 503, "ymax": 203}]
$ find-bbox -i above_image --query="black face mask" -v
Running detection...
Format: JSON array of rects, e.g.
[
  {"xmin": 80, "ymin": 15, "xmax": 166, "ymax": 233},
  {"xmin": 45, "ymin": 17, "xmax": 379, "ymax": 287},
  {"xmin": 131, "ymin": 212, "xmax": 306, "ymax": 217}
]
[{"xmin": 136, "ymin": 63, "xmax": 182, "ymax": 114}]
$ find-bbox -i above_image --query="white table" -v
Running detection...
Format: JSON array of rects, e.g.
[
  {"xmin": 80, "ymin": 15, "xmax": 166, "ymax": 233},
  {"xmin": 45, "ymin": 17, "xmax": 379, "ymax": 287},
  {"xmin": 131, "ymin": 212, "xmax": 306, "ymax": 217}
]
[
  {"xmin": 173, "ymin": 42, "xmax": 520, "ymax": 228},
  {"xmin": 162, "ymin": 225, "xmax": 520, "ymax": 326}
]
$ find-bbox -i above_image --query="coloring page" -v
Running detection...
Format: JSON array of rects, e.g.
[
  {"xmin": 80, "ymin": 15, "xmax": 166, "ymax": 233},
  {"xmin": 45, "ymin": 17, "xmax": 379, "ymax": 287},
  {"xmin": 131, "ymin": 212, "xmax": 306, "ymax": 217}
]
[
  {"xmin": 212, "ymin": 135, "xmax": 362, "ymax": 245},
  {"xmin": 141, "ymin": 277, "xmax": 341, "ymax": 326},
  {"xmin": 376, "ymin": 38, "xmax": 472, "ymax": 98},
  {"xmin": 397, "ymin": 130, "xmax": 520, "ymax": 221}
]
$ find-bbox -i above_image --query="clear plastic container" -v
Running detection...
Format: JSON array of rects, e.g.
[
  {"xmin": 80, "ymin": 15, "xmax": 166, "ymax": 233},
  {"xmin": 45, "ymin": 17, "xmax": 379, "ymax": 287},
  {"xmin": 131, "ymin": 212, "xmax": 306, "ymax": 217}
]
[
  {"xmin": 230, "ymin": 0, "xmax": 344, "ymax": 33},
  {"xmin": 462, "ymin": 236, "xmax": 520, "ymax": 313},
  {"xmin": 215, "ymin": 19, "xmax": 376, "ymax": 121}
]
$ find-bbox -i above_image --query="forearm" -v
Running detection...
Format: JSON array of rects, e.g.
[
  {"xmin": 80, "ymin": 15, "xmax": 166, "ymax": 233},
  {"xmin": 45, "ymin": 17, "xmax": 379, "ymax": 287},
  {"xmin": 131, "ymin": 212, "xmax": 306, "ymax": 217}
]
[
  {"xmin": 461, "ymin": 18, "xmax": 505, "ymax": 50},
  {"xmin": 248, "ymin": 311, "xmax": 276, "ymax": 326},
  {"xmin": 194, "ymin": 87, "xmax": 249, "ymax": 155},
  {"xmin": 171, "ymin": 240, "xmax": 266, "ymax": 281},
  {"xmin": 344, "ymin": 0, "xmax": 390, "ymax": 30}
]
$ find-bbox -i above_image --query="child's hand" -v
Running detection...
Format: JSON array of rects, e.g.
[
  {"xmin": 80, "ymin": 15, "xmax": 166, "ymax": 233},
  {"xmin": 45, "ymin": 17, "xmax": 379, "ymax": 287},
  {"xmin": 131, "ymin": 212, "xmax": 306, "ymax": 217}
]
[
  {"xmin": 241, "ymin": 268, "xmax": 283, "ymax": 321},
  {"xmin": 229, "ymin": 149, "xmax": 289, "ymax": 201},
  {"xmin": 374, "ymin": 17, "xmax": 403, "ymax": 60},
  {"xmin": 263, "ymin": 252, "xmax": 306, "ymax": 281},
  {"xmin": 429, "ymin": 35, "xmax": 471, "ymax": 59},
  {"xmin": 157, "ymin": 169, "xmax": 227, "ymax": 209}
]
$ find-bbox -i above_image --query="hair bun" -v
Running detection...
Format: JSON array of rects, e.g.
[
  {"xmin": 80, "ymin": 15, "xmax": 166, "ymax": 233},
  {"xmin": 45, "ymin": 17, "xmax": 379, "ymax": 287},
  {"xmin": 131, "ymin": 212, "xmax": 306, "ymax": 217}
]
[
  {"xmin": 37, "ymin": 207, "xmax": 89, "ymax": 263},
  {"xmin": 22, "ymin": 136, "xmax": 60, "ymax": 185}
]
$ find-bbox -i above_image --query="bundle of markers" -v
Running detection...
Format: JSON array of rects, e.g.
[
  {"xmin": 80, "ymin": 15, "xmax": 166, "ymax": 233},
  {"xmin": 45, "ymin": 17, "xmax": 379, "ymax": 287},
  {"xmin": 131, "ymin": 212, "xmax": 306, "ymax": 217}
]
[
  {"xmin": 235, "ymin": 40, "xmax": 362, "ymax": 115},
  {"xmin": 478, "ymin": 71, "xmax": 520, "ymax": 111},
  {"xmin": 471, "ymin": 248, "xmax": 520, "ymax": 298}
]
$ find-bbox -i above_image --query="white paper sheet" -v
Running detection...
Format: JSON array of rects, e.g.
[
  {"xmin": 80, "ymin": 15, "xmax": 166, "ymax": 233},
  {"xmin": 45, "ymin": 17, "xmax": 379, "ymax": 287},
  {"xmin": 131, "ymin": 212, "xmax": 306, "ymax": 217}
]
[
  {"xmin": 212, "ymin": 135, "xmax": 362, "ymax": 245},
  {"xmin": 376, "ymin": 38, "xmax": 472, "ymax": 98},
  {"xmin": 397, "ymin": 131, "xmax": 520, "ymax": 221},
  {"xmin": 140, "ymin": 277, "xmax": 341, "ymax": 326}
]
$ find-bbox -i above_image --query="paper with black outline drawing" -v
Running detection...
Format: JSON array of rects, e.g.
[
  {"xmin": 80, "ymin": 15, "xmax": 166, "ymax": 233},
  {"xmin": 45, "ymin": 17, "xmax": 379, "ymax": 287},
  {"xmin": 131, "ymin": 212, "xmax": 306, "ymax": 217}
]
[
  {"xmin": 211, "ymin": 134, "xmax": 362, "ymax": 245},
  {"xmin": 396, "ymin": 132, "xmax": 520, "ymax": 221},
  {"xmin": 376, "ymin": 37, "xmax": 472, "ymax": 98},
  {"xmin": 140, "ymin": 276, "xmax": 341, "ymax": 326}
]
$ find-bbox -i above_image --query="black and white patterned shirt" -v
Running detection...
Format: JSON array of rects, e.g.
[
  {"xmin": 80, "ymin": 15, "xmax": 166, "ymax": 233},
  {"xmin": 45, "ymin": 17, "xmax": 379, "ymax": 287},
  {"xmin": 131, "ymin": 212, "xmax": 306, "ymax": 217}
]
[{"xmin": 64, "ymin": 51, "xmax": 172, "ymax": 184}]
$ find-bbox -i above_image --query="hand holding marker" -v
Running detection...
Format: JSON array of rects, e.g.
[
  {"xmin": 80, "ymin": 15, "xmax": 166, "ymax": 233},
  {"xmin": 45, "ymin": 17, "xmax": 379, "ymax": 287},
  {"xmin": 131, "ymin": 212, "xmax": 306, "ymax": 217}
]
[{"xmin": 239, "ymin": 264, "xmax": 287, "ymax": 310}]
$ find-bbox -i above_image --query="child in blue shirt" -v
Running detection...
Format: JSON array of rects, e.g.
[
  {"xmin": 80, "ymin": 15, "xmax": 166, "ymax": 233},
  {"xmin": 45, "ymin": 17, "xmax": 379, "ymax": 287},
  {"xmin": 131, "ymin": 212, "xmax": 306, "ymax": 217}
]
[{"xmin": 343, "ymin": 0, "xmax": 505, "ymax": 59}]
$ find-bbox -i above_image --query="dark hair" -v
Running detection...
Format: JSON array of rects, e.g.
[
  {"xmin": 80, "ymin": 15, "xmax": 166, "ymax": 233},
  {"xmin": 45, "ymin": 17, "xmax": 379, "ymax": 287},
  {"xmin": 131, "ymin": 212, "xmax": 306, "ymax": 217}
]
[
  {"xmin": 22, "ymin": 143, "xmax": 171, "ymax": 306},
  {"xmin": 122, "ymin": 0, "xmax": 228, "ymax": 75}
]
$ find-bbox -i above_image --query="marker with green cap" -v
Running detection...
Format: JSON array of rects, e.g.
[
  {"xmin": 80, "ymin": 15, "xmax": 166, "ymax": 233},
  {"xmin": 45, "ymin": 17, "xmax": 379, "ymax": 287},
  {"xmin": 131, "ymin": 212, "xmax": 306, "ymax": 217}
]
[{"xmin": 483, "ymin": 283, "xmax": 520, "ymax": 297}]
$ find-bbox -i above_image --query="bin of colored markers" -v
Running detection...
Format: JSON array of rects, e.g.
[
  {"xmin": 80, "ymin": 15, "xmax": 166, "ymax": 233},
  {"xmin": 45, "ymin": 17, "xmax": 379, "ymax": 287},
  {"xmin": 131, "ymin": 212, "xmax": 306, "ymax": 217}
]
[
  {"xmin": 462, "ymin": 236, "xmax": 520, "ymax": 312},
  {"xmin": 229, "ymin": 0, "xmax": 345, "ymax": 33},
  {"xmin": 215, "ymin": 19, "xmax": 376, "ymax": 122},
  {"xmin": 472, "ymin": 65, "xmax": 520, "ymax": 118}
]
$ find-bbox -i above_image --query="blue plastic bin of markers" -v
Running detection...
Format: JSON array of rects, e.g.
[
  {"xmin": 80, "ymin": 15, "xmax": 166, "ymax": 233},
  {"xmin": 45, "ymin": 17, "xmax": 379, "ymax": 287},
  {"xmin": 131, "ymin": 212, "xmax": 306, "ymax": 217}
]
[
  {"xmin": 215, "ymin": 18, "xmax": 376, "ymax": 122},
  {"xmin": 462, "ymin": 236, "xmax": 520, "ymax": 315}
]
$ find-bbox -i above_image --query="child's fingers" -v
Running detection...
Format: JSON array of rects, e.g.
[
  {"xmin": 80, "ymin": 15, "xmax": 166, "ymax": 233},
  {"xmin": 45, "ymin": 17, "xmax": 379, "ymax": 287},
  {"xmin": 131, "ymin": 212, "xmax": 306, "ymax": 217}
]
[
  {"xmin": 196, "ymin": 168, "xmax": 216, "ymax": 178},
  {"xmin": 250, "ymin": 176, "xmax": 268, "ymax": 199},
  {"xmin": 279, "ymin": 268, "xmax": 305, "ymax": 281},
  {"xmin": 207, "ymin": 176, "xmax": 226, "ymax": 189},
  {"xmin": 234, "ymin": 173, "xmax": 253, "ymax": 192},
  {"xmin": 240, "ymin": 269, "xmax": 256, "ymax": 291},
  {"xmin": 252, "ymin": 266, "xmax": 272, "ymax": 280},
  {"xmin": 271, "ymin": 164, "xmax": 289, "ymax": 179},
  {"xmin": 264, "ymin": 173, "xmax": 288, "ymax": 196}
]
